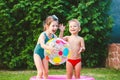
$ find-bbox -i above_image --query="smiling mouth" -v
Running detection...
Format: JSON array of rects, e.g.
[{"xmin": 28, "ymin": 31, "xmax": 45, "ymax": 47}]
[
  {"xmin": 52, "ymin": 30, "xmax": 56, "ymax": 33},
  {"xmin": 71, "ymin": 30, "xmax": 75, "ymax": 31}
]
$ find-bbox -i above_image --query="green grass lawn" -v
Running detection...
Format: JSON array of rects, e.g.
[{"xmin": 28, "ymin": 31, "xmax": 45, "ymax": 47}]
[{"xmin": 0, "ymin": 68, "xmax": 120, "ymax": 80}]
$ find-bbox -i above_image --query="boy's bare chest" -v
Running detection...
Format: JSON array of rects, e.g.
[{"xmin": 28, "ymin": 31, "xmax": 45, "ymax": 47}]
[{"xmin": 68, "ymin": 38, "xmax": 81, "ymax": 47}]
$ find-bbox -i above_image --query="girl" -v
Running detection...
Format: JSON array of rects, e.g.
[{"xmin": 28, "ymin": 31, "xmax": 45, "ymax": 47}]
[{"xmin": 33, "ymin": 15, "xmax": 65, "ymax": 80}]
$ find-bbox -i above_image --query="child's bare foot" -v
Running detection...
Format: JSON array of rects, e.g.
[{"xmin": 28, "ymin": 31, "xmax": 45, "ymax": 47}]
[
  {"xmin": 36, "ymin": 76, "xmax": 42, "ymax": 80},
  {"xmin": 43, "ymin": 75, "xmax": 48, "ymax": 79}
]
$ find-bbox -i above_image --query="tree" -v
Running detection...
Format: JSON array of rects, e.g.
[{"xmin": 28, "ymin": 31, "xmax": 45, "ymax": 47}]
[{"xmin": 0, "ymin": 0, "xmax": 112, "ymax": 69}]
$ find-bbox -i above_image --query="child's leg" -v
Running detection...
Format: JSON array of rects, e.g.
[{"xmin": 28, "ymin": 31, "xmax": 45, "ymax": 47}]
[
  {"xmin": 42, "ymin": 58, "xmax": 48, "ymax": 79},
  {"xmin": 66, "ymin": 61, "xmax": 73, "ymax": 79},
  {"xmin": 74, "ymin": 62, "xmax": 81, "ymax": 79},
  {"xmin": 34, "ymin": 54, "xmax": 44, "ymax": 79}
]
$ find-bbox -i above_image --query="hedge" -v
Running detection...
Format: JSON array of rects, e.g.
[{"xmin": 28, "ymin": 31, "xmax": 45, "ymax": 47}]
[{"xmin": 0, "ymin": 0, "xmax": 112, "ymax": 69}]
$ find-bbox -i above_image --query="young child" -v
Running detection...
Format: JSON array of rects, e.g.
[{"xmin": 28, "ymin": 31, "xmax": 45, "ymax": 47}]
[
  {"xmin": 63, "ymin": 19, "xmax": 85, "ymax": 79},
  {"xmin": 33, "ymin": 15, "xmax": 65, "ymax": 80}
]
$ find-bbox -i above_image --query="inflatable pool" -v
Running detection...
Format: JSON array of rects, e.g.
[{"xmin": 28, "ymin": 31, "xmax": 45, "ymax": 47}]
[{"xmin": 30, "ymin": 75, "xmax": 95, "ymax": 80}]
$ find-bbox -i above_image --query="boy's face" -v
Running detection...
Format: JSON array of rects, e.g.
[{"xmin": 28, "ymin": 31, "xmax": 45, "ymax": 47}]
[
  {"xmin": 49, "ymin": 21, "xmax": 58, "ymax": 34},
  {"xmin": 69, "ymin": 21, "xmax": 80, "ymax": 34}
]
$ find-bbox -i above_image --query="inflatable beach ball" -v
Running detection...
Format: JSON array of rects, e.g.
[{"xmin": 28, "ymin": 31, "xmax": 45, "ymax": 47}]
[{"xmin": 45, "ymin": 38, "xmax": 69, "ymax": 65}]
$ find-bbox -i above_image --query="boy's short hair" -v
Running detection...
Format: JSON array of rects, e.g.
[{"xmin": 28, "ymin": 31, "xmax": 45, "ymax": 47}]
[{"xmin": 69, "ymin": 19, "xmax": 80, "ymax": 27}]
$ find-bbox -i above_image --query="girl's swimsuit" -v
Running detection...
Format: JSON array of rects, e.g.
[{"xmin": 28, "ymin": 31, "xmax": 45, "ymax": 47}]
[{"xmin": 34, "ymin": 32, "xmax": 55, "ymax": 60}]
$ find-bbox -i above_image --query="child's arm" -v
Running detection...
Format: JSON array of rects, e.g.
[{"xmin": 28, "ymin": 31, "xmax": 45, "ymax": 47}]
[
  {"xmin": 78, "ymin": 38, "xmax": 85, "ymax": 54},
  {"xmin": 59, "ymin": 24, "xmax": 65, "ymax": 38},
  {"xmin": 62, "ymin": 36, "xmax": 69, "ymax": 41},
  {"xmin": 38, "ymin": 33, "xmax": 54, "ymax": 52}
]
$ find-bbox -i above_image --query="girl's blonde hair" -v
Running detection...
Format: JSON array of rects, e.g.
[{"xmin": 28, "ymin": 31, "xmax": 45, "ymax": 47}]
[
  {"xmin": 68, "ymin": 19, "xmax": 81, "ymax": 27},
  {"xmin": 43, "ymin": 15, "xmax": 58, "ymax": 31}
]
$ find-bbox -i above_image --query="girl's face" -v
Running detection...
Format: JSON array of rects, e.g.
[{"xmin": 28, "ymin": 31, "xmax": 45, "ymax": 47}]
[
  {"xmin": 69, "ymin": 21, "xmax": 80, "ymax": 34},
  {"xmin": 48, "ymin": 21, "xmax": 58, "ymax": 34}
]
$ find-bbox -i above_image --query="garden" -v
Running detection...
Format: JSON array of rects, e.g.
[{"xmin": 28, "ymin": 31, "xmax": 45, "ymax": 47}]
[{"xmin": 0, "ymin": 0, "xmax": 119, "ymax": 80}]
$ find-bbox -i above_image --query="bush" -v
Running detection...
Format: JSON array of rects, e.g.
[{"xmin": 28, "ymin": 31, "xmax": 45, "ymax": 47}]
[{"xmin": 0, "ymin": 0, "xmax": 112, "ymax": 69}]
